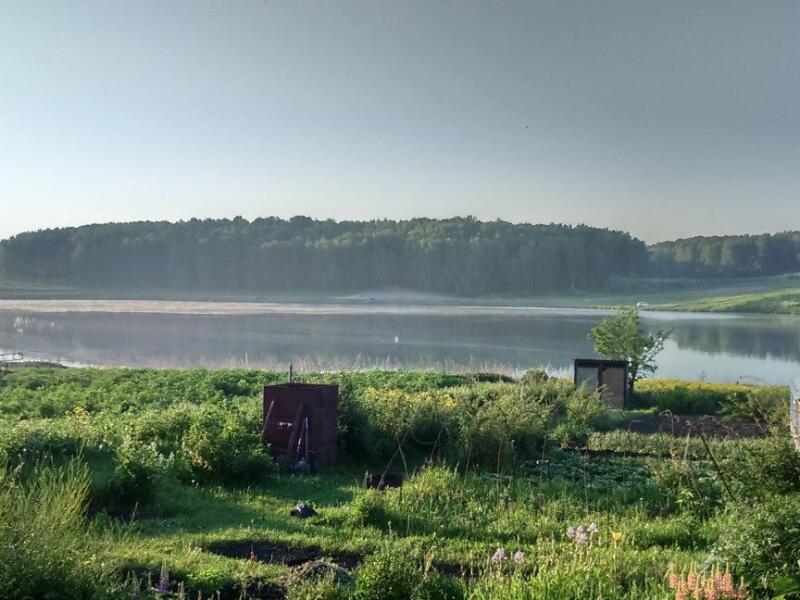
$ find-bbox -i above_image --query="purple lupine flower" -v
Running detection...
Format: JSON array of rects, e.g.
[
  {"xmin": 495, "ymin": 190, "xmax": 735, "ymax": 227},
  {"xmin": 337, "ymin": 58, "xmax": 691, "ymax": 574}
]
[
  {"xmin": 158, "ymin": 563, "xmax": 170, "ymax": 594},
  {"xmin": 575, "ymin": 531, "xmax": 589, "ymax": 545},
  {"xmin": 492, "ymin": 547, "xmax": 507, "ymax": 563}
]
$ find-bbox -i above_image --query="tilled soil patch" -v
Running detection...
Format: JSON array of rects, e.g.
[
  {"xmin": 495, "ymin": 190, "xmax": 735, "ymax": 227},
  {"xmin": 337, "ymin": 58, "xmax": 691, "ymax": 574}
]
[
  {"xmin": 208, "ymin": 539, "xmax": 361, "ymax": 570},
  {"xmin": 207, "ymin": 539, "xmax": 475, "ymax": 579},
  {"xmin": 611, "ymin": 414, "xmax": 765, "ymax": 438}
]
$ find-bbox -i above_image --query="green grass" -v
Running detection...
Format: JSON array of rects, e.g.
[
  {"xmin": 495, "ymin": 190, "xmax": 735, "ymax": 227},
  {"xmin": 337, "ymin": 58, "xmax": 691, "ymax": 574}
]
[
  {"xmin": 4, "ymin": 272, "xmax": 800, "ymax": 314},
  {"xmin": 655, "ymin": 287, "xmax": 800, "ymax": 315},
  {"xmin": 0, "ymin": 366, "xmax": 798, "ymax": 599}
]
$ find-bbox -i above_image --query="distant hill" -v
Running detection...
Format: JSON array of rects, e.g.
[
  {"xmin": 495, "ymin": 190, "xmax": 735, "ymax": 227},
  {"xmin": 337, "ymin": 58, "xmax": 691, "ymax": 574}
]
[{"xmin": 0, "ymin": 217, "xmax": 648, "ymax": 296}]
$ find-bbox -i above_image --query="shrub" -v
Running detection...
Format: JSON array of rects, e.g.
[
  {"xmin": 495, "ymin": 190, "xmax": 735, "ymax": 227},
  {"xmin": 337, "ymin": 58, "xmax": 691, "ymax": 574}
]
[
  {"xmin": 739, "ymin": 432, "xmax": 800, "ymax": 494},
  {"xmin": 178, "ymin": 405, "xmax": 275, "ymax": 484},
  {"xmin": 631, "ymin": 379, "xmax": 788, "ymax": 417},
  {"xmin": 714, "ymin": 494, "xmax": 800, "ymax": 597},
  {"xmin": 0, "ymin": 461, "xmax": 123, "ymax": 599},
  {"xmin": 520, "ymin": 369, "xmax": 549, "ymax": 385},
  {"xmin": 354, "ymin": 543, "xmax": 422, "ymax": 600}
]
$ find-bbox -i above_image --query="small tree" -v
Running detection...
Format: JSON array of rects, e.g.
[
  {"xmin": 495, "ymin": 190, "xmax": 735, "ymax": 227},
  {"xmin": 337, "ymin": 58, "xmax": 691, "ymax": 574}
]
[{"xmin": 588, "ymin": 308, "xmax": 669, "ymax": 393}]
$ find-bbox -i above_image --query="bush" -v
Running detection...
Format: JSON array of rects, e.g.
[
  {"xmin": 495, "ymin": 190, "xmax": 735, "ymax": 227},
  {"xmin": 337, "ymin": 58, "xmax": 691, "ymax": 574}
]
[
  {"xmin": 740, "ymin": 432, "xmax": 800, "ymax": 494},
  {"xmin": 178, "ymin": 405, "xmax": 276, "ymax": 485},
  {"xmin": 520, "ymin": 369, "xmax": 549, "ymax": 385},
  {"xmin": 0, "ymin": 461, "xmax": 124, "ymax": 599},
  {"xmin": 355, "ymin": 543, "xmax": 422, "ymax": 600},
  {"xmin": 714, "ymin": 494, "xmax": 800, "ymax": 597},
  {"xmin": 631, "ymin": 380, "xmax": 788, "ymax": 416}
]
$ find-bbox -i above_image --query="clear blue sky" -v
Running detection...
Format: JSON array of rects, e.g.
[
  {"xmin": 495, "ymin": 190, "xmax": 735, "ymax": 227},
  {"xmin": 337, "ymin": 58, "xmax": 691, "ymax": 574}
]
[{"xmin": 1, "ymin": 1, "xmax": 798, "ymax": 243}]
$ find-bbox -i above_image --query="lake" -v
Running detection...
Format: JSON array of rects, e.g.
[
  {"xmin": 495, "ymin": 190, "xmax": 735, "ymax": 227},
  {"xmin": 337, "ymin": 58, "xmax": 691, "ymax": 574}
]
[{"xmin": 1, "ymin": 300, "xmax": 799, "ymax": 384}]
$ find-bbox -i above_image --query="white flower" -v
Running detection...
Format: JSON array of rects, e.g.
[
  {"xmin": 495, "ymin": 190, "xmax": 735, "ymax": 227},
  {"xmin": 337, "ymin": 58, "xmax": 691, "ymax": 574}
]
[
  {"xmin": 566, "ymin": 526, "xmax": 576, "ymax": 539},
  {"xmin": 492, "ymin": 547, "xmax": 507, "ymax": 563},
  {"xmin": 513, "ymin": 550, "xmax": 524, "ymax": 564}
]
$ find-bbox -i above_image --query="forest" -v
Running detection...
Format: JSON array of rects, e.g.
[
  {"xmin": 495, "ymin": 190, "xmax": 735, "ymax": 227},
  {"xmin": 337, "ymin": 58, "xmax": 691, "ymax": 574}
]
[
  {"xmin": 1, "ymin": 217, "xmax": 798, "ymax": 295},
  {"xmin": 650, "ymin": 231, "xmax": 800, "ymax": 277}
]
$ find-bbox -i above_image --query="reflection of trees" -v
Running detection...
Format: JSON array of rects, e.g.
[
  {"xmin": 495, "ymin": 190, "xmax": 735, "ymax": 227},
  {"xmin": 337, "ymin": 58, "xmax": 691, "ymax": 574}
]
[
  {"xmin": 658, "ymin": 319, "xmax": 800, "ymax": 362},
  {"xmin": 2, "ymin": 311, "xmax": 799, "ymax": 371},
  {"xmin": 0, "ymin": 311, "xmax": 600, "ymax": 371}
]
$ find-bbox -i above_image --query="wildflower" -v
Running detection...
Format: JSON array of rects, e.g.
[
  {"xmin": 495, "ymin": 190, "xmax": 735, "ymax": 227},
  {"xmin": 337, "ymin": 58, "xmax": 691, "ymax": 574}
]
[
  {"xmin": 612, "ymin": 531, "xmax": 624, "ymax": 546},
  {"xmin": 513, "ymin": 550, "xmax": 524, "ymax": 565},
  {"xmin": 588, "ymin": 522, "xmax": 598, "ymax": 536},
  {"xmin": 705, "ymin": 580, "xmax": 718, "ymax": 600},
  {"xmin": 575, "ymin": 531, "xmax": 588, "ymax": 545},
  {"xmin": 668, "ymin": 570, "xmax": 680, "ymax": 589},
  {"xmin": 158, "ymin": 562, "xmax": 170, "ymax": 594},
  {"xmin": 566, "ymin": 526, "xmax": 576, "ymax": 540},
  {"xmin": 718, "ymin": 571, "xmax": 734, "ymax": 595},
  {"xmin": 686, "ymin": 570, "xmax": 698, "ymax": 592},
  {"xmin": 492, "ymin": 547, "xmax": 507, "ymax": 563}
]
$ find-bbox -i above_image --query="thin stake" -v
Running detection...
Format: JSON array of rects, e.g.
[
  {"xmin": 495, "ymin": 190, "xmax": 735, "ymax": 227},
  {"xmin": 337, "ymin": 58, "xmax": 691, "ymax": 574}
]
[{"xmin": 696, "ymin": 427, "xmax": 734, "ymax": 500}]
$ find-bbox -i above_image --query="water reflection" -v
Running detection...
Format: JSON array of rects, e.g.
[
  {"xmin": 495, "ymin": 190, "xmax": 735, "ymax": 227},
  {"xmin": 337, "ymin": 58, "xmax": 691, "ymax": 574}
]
[
  {"xmin": 0, "ymin": 308, "xmax": 798, "ymax": 384},
  {"xmin": 645, "ymin": 313, "xmax": 800, "ymax": 363}
]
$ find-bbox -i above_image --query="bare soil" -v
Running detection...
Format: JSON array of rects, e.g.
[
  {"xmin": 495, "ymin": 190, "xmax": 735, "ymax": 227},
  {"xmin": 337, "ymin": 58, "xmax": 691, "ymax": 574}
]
[
  {"xmin": 611, "ymin": 414, "xmax": 766, "ymax": 438},
  {"xmin": 207, "ymin": 539, "xmax": 474, "ymax": 579}
]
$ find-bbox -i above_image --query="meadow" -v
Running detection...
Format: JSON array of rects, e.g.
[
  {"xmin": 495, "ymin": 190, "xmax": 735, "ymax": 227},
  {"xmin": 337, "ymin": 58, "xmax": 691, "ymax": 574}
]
[
  {"xmin": 654, "ymin": 288, "xmax": 800, "ymax": 315},
  {"xmin": 0, "ymin": 366, "xmax": 798, "ymax": 599}
]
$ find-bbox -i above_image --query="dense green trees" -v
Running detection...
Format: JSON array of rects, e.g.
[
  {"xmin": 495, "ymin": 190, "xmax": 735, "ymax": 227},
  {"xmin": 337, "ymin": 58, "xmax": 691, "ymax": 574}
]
[
  {"xmin": 0, "ymin": 217, "xmax": 648, "ymax": 295},
  {"xmin": 2, "ymin": 218, "xmax": 798, "ymax": 293},
  {"xmin": 649, "ymin": 232, "xmax": 800, "ymax": 277}
]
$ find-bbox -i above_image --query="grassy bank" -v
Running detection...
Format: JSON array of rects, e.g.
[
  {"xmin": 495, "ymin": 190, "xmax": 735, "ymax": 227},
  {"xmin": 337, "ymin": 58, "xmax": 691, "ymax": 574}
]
[
  {"xmin": 655, "ymin": 288, "xmax": 800, "ymax": 315},
  {"xmin": 0, "ymin": 367, "xmax": 798, "ymax": 599},
  {"xmin": 3, "ymin": 273, "xmax": 800, "ymax": 314}
]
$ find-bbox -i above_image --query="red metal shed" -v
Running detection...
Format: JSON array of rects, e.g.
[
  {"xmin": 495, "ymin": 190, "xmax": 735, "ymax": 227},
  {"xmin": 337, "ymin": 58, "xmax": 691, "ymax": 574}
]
[{"xmin": 261, "ymin": 383, "xmax": 339, "ymax": 468}]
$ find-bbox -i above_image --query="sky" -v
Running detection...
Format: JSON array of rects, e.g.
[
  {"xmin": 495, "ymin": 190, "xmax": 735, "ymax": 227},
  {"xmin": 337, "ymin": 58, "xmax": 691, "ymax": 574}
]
[{"xmin": 1, "ymin": 1, "xmax": 798, "ymax": 243}]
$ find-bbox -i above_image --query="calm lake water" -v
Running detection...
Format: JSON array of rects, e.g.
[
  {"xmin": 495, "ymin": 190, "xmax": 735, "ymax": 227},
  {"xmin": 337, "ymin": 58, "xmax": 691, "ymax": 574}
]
[{"xmin": 1, "ymin": 301, "xmax": 799, "ymax": 384}]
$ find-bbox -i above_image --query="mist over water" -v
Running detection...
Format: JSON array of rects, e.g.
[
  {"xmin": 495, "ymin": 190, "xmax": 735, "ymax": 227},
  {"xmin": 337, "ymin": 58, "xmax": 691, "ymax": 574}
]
[{"xmin": 1, "ymin": 304, "xmax": 798, "ymax": 384}]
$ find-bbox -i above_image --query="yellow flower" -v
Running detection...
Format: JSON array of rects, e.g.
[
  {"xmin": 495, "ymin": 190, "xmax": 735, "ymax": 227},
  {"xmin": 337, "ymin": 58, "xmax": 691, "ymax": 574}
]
[
  {"xmin": 611, "ymin": 531, "xmax": 624, "ymax": 545},
  {"xmin": 71, "ymin": 405, "xmax": 89, "ymax": 419}
]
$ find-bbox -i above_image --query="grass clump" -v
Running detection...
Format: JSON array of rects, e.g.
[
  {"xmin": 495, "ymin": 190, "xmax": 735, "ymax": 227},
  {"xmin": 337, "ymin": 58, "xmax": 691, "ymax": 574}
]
[{"xmin": 0, "ymin": 460, "xmax": 123, "ymax": 600}]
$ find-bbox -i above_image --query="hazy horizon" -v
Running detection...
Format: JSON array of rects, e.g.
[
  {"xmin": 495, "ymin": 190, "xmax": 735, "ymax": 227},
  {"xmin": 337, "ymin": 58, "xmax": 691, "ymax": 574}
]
[{"xmin": 2, "ymin": 1, "xmax": 799, "ymax": 243}]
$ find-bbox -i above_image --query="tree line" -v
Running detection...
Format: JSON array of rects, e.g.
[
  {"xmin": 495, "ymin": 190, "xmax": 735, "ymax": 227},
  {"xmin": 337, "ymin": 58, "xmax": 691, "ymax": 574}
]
[
  {"xmin": 1, "ymin": 218, "xmax": 797, "ymax": 294},
  {"xmin": 0, "ymin": 217, "xmax": 648, "ymax": 295},
  {"xmin": 649, "ymin": 231, "xmax": 800, "ymax": 278}
]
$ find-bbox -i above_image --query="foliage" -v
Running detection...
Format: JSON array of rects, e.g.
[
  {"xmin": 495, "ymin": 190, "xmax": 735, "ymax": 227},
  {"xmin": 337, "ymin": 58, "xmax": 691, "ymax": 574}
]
[
  {"xmin": 0, "ymin": 461, "xmax": 124, "ymax": 600},
  {"xmin": 0, "ymin": 366, "xmax": 798, "ymax": 598},
  {"xmin": 740, "ymin": 433, "xmax": 800, "ymax": 493},
  {"xmin": 650, "ymin": 231, "xmax": 800, "ymax": 278},
  {"xmin": 632, "ymin": 379, "xmax": 789, "ymax": 417},
  {"xmin": 588, "ymin": 308, "xmax": 670, "ymax": 389},
  {"xmin": 714, "ymin": 494, "xmax": 800, "ymax": 597},
  {"xmin": 0, "ymin": 217, "xmax": 649, "ymax": 295},
  {"xmin": 354, "ymin": 542, "xmax": 424, "ymax": 600},
  {"xmin": 657, "ymin": 287, "xmax": 800, "ymax": 315}
]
